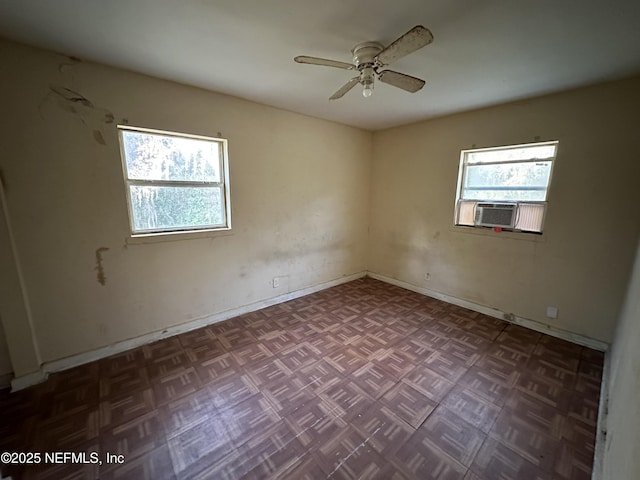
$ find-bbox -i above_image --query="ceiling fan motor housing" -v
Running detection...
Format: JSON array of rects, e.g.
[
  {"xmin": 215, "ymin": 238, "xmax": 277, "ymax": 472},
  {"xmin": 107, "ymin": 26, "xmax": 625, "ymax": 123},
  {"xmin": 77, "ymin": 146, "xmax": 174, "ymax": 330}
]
[
  {"xmin": 352, "ymin": 42, "xmax": 384, "ymax": 69},
  {"xmin": 352, "ymin": 41, "xmax": 383, "ymax": 88}
]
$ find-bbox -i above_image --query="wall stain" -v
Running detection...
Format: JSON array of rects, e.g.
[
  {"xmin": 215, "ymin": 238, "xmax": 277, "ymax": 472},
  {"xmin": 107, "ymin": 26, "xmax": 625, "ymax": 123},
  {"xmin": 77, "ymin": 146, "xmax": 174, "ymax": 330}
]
[
  {"xmin": 95, "ymin": 247, "xmax": 110, "ymax": 286},
  {"xmin": 260, "ymin": 240, "xmax": 353, "ymax": 265},
  {"xmin": 93, "ymin": 130, "xmax": 106, "ymax": 145},
  {"xmin": 40, "ymin": 84, "xmax": 122, "ymax": 147},
  {"xmin": 49, "ymin": 85, "xmax": 94, "ymax": 108},
  {"xmin": 58, "ymin": 55, "xmax": 82, "ymax": 73}
]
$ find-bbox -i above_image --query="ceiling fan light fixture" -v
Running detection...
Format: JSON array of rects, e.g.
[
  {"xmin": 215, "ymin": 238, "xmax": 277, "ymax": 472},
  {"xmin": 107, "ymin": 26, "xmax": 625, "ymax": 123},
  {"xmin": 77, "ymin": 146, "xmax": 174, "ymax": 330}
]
[{"xmin": 362, "ymin": 67, "xmax": 374, "ymax": 98}]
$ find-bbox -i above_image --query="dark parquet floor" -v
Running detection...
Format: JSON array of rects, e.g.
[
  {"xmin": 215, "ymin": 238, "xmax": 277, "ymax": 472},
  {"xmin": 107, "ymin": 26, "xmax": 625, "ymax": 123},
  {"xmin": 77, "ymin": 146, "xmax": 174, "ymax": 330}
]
[{"xmin": 0, "ymin": 277, "xmax": 603, "ymax": 479}]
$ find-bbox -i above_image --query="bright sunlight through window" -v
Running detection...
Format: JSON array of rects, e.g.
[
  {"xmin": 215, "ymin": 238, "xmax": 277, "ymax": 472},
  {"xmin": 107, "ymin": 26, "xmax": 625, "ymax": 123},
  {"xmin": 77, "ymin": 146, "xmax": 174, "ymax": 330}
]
[
  {"xmin": 118, "ymin": 126, "xmax": 231, "ymax": 236},
  {"xmin": 455, "ymin": 141, "xmax": 557, "ymax": 233}
]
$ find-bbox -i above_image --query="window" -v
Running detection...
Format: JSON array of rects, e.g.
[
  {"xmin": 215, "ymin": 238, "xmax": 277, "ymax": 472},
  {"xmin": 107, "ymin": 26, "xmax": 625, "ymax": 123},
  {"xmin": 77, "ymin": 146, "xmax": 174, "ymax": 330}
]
[
  {"xmin": 455, "ymin": 141, "xmax": 557, "ymax": 233},
  {"xmin": 118, "ymin": 126, "xmax": 231, "ymax": 235}
]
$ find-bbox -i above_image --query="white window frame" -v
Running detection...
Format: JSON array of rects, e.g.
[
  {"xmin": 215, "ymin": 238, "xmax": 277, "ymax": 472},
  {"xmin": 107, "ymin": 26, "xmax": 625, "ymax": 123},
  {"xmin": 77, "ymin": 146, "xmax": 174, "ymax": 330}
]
[
  {"xmin": 454, "ymin": 140, "xmax": 558, "ymax": 233},
  {"xmin": 118, "ymin": 125, "xmax": 232, "ymax": 237}
]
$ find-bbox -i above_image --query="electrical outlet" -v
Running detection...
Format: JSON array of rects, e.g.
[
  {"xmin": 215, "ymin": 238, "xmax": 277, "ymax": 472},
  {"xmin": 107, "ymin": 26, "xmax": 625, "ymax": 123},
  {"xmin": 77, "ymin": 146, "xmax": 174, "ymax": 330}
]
[
  {"xmin": 424, "ymin": 273, "xmax": 431, "ymax": 281},
  {"xmin": 272, "ymin": 277, "xmax": 280, "ymax": 288},
  {"xmin": 546, "ymin": 306, "xmax": 558, "ymax": 319}
]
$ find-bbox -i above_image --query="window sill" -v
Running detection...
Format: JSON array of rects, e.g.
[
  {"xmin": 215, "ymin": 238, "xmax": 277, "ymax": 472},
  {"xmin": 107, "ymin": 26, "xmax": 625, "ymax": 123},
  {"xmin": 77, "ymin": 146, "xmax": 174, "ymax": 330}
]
[
  {"xmin": 125, "ymin": 227, "xmax": 233, "ymax": 245},
  {"xmin": 449, "ymin": 225, "xmax": 546, "ymax": 242}
]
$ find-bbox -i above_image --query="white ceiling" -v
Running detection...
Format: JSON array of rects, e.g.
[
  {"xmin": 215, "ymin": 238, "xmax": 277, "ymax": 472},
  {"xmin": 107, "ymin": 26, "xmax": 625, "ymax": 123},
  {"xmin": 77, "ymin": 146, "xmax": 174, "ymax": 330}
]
[{"xmin": 0, "ymin": 0, "xmax": 639, "ymax": 130}]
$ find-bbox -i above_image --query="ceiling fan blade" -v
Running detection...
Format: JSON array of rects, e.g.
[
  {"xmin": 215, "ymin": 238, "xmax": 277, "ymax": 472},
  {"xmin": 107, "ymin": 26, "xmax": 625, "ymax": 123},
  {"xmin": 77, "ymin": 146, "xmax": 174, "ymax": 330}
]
[
  {"xmin": 294, "ymin": 56, "xmax": 355, "ymax": 70},
  {"xmin": 378, "ymin": 70, "xmax": 426, "ymax": 93},
  {"xmin": 375, "ymin": 25, "xmax": 434, "ymax": 66},
  {"xmin": 329, "ymin": 76, "xmax": 361, "ymax": 100}
]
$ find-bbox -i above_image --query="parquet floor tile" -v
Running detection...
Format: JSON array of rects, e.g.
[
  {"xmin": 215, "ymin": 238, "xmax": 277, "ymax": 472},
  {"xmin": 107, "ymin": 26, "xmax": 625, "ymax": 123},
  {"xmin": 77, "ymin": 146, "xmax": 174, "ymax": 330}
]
[{"xmin": 0, "ymin": 277, "xmax": 603, "ymax": 479}]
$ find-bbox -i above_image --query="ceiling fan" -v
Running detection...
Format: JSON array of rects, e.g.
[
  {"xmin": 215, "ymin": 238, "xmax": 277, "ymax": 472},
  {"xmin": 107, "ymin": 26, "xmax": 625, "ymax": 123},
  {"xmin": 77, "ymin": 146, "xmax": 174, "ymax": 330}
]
[{"xmin": 294, "ymin": 25, "xmax": 433, "ymax": 100}]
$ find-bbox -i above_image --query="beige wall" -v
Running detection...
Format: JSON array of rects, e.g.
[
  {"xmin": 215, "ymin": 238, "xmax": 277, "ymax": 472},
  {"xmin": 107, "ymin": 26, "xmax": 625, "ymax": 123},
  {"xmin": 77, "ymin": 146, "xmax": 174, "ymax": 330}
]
[
  {"xmin": 602, "ymin": 239, "xmax": 640, "ymax": 479},
  {"xmin": 0, "ymin": 39, "xmax": 371, "ymax": 365},
  {"xmin": 0, "ymin": 321, "xmax": 12, "ymax": 376},
  {"xmin": 1, "ymin": 35, "xmax": 638, "ymax": 373},
  {"xmin": 369, "ymin": 78, "xmax": 640, "ymax": 342}
]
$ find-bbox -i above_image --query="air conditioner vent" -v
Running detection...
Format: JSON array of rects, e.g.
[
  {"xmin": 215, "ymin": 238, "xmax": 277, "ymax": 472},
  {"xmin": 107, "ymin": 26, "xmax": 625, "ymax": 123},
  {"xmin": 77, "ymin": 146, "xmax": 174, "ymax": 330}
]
[{"xmin": 475, "ymin": 203, "xmax": 517, "ymax": 228}]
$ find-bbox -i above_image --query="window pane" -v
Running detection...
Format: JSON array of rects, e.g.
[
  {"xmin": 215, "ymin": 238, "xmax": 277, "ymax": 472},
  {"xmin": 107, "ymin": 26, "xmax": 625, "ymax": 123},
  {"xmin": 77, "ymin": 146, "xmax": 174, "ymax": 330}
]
[
  {"xmin": 129, "ymin": 186, "xmax": 224, "ymax": 232},
  {"xmin": 467, "ymin": 144, "xmax": 556, "ymax": 164},
  {"xmin": 122, "ymin": 130, "xmax": 220, "ymax": 182},
  {"xmin": 462, "ymin": 189, "xmax": 547, "ymax": 201},
  {"xmin": 462, "ymin": 161, "xmax": 551, "ymax": 201}
]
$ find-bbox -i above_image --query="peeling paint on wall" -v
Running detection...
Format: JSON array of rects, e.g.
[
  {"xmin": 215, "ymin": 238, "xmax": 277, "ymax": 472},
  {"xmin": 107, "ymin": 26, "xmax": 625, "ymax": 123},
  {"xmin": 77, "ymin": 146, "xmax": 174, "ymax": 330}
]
[
  {"xmin": 49, "ymin": 85, "xmax": 94, "ymax": 108},
  {"xmin": 94, "ymin": 247, "xmax": 109, "ymax": 286},
  {"xmin": 40, "ymin": 84, "xmax": 119, "ymax": 147}
]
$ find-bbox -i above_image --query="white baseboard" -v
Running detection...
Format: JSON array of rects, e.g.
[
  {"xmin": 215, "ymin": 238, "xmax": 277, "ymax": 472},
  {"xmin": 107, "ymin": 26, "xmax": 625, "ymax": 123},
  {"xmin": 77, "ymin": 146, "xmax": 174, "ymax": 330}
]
[
  {"xmin": 10, "ymin": 271, "xmax": 367, "ymax": 391},
  {"xmin": 10, "ymin": 370, "xmax": 47, "ymax": 392},
  {"xmin": 367, "ymin": 272, "xmax": 609, "ymax": 352}
]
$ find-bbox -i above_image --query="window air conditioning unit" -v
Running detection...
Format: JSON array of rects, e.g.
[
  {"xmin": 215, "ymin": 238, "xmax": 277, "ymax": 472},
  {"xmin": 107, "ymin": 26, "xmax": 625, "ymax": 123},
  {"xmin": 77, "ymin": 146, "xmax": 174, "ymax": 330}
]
[{"xmin": 475, "ymin": 203, "xmax": 517, "ymax": 228}]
